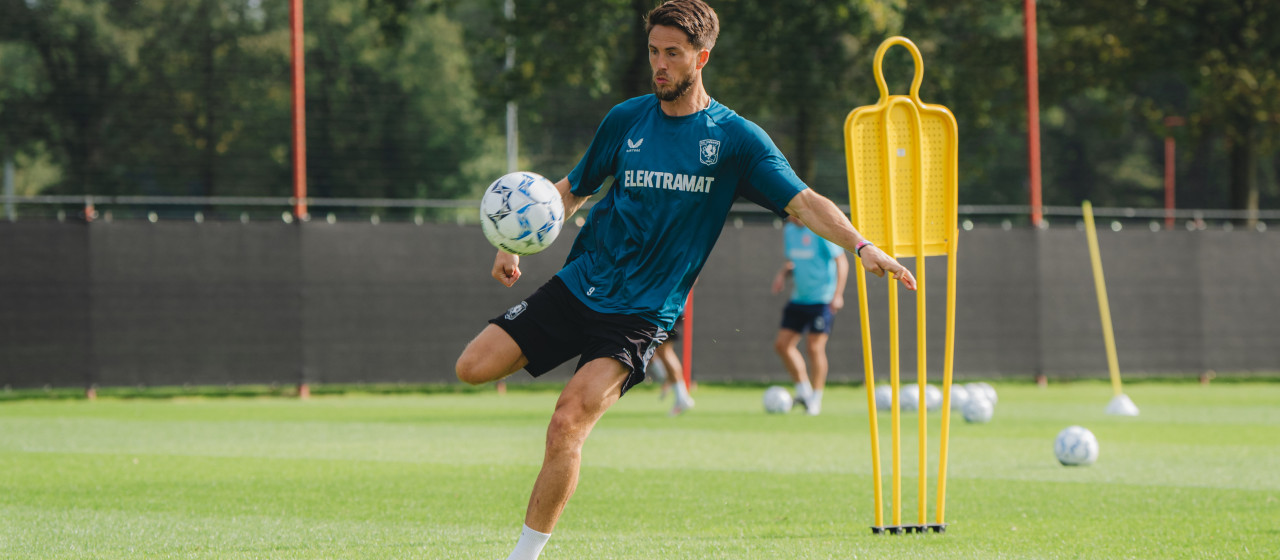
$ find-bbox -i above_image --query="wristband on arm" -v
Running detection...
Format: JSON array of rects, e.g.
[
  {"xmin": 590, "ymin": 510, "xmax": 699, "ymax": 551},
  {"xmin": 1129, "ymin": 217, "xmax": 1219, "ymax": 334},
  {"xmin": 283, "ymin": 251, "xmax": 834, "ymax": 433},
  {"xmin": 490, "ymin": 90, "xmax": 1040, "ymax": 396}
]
[{"xmin": 854, "ymin": 241, "xmax": 874, "ymax": 258}]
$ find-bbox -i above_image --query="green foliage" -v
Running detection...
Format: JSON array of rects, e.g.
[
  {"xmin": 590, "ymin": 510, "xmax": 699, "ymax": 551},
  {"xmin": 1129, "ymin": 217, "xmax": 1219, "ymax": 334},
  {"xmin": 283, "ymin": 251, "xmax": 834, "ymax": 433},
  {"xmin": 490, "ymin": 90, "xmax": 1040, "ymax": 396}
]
[
  {"xmin": 0, "ymin": 0, "xmax": 500, "ymax": 199},
  {"xmin": 0, "ymin": 1, "xmax": 1276, "ymax": 211}
]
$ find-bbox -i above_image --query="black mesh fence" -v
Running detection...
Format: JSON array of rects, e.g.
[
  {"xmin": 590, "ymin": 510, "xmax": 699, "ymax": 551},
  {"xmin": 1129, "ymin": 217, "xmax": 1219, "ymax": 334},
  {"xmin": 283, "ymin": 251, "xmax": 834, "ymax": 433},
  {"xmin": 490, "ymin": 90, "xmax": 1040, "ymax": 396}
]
[{"xmin": 2, "ymin": 221, "xmax": 1277, "ymax": 390}]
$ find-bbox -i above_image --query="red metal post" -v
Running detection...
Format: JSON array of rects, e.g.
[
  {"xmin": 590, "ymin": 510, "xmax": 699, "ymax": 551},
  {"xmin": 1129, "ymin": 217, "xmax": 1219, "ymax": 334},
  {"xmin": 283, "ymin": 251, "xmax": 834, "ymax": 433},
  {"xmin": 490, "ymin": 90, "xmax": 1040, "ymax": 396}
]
[
  {"xmin": 290, "ymin": 0, "xmax": 307, "ymax": 220},
  {"xmin": 1024, "ymin": 0, "xmax": 1043, "ymax": 228},
  {"xmin": 1163, "ymin": 116, "xmax": 1184, "ymax": 230},
  {"xmin": 1164, "ymin": 137, "xmax": 1176, "ymax": 230},
  {"xmin": 681, "ymin": 290, "xmax": 693, "ymax": 390},
  {"xmin": 291, "ymin": 0, "xmax": 309, "ymax": 399}
]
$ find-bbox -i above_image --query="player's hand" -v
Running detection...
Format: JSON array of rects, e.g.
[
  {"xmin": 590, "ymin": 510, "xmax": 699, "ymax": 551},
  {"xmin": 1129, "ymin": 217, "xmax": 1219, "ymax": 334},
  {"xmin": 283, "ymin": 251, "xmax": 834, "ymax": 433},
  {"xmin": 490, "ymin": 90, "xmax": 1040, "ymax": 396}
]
[
  {"xmin": 492, "ymin": 251, "xmax": 521, "ymax": 287},
  {"xmin": 771, "ymin": 273, "xmax": 785, "ymax": 295},
  {"xmin": 830, "ymin": 294, "xmax": 845, "ymax": 313},
  {"xmin": 859, "ymin": 245, "xmax": 917, "ymax": 291}
]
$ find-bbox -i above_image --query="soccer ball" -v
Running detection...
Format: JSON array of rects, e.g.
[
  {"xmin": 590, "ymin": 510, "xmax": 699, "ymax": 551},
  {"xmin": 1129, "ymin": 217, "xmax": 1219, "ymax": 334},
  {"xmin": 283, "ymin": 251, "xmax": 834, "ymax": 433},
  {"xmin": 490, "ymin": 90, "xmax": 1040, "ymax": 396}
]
[
  {"xmin": 479, "ymin": 171, "xmax": 565, "ymax": 256},
  {"xmin": 949, "ymin": 384, "xmax": 971, "ymax": 411},
  {"xmin": 1054, "ymin": 426, "xmax": 1099, "ymax": 466},
  {"xmin": 962, "ymin": 396, "xmax": 993, "ymax": 423},
  {"xmin": 874, "ymin": 385, "xmax": 892, "ymax": 411},
  {"xmin": 900, "ymin": 383, "xmax": 920, "ymax": 412},
  {"xmin": 924, "ymin": 384, "xmax": 944, "ymax": 411},
  {"xmin": 763, "ymin": 386, "xmax": 793, "ymax": 414},
  {"xmin": 966, "ymin": 382, "xmax": 997, "ymax": 405}
]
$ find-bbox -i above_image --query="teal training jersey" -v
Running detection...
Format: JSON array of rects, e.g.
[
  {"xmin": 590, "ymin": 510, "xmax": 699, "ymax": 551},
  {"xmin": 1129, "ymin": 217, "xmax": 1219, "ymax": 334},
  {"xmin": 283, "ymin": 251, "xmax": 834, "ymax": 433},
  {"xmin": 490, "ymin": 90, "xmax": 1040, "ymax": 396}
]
[
  {"xmin": 783, "ymin": 222, "xmax": 843, "ymax": 305},
  {"xmin": 560, "ymin": 95, "xmax": 806, "ymax": 331}
]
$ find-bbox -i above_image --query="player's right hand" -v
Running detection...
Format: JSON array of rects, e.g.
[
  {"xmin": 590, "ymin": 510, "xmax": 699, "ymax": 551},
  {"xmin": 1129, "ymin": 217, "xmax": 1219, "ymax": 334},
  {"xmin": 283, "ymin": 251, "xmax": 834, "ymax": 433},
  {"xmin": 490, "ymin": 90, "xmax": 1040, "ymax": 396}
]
[{"xmin": 493, "ymin": 251, "xmax": 521, "ymax": 287}]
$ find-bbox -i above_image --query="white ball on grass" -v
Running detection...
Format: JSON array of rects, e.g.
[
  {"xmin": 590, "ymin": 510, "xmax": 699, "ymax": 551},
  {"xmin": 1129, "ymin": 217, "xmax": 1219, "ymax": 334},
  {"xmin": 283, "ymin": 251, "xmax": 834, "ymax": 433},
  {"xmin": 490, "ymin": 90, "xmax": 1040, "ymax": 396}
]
[
  {"xmin": 924, "ymin": 384, "xmax": 944, "ymax": 411},
  {"xmin": 900, "ymin": 383, "xmax": 920, "ymax": 412},
  {"xmin": 962, "ymin": 396, "xmax": 994, "ymax": 423},
  {"xmin": 762, "ymin": 385, "xmax": 793, "ymax": 414},
  {"xmin": 949, "ymin": 384, "xmax": 971, "ymax": 411},
  {"xmin": 1054, "ymin": 425, "xmax": 1099, "ymax": 466},
  {"xmin": 874, "ymin": 385, "xmax": 893, "ymax": 411},
  {"xmin": 966, "ymin": 382, "xmax": 997, "ymax": 406}
]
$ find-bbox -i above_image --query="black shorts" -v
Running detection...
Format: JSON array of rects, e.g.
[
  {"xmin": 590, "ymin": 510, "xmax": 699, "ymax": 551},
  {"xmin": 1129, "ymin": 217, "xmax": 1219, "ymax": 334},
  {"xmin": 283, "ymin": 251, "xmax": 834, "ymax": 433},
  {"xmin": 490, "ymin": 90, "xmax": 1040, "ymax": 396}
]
[
  {"xmin": 488, "ymin": 276, "xmax": 667, "ymax": 396},
  {"xmin": 665, "ymin": 315, "xmax": 684, "ymax": 343},
  {"xmin": 780, "ymin": 302, "xmax": 835, "ymax": 334}
]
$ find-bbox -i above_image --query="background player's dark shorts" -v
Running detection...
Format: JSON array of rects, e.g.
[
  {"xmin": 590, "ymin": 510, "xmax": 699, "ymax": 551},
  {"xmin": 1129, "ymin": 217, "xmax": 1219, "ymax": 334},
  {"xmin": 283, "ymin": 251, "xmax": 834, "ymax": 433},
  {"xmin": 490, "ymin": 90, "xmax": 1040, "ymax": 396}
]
[
  {"xmin": 665, "ymin": 314, "xmax": 683, "ymax": 343},
  {"xmin": 780, "ymin": 302, "xmax": 835, "ymax": 334},
  {"xmin": 489, "ymin": 276, "xmax": 667, "ymax": 396}
]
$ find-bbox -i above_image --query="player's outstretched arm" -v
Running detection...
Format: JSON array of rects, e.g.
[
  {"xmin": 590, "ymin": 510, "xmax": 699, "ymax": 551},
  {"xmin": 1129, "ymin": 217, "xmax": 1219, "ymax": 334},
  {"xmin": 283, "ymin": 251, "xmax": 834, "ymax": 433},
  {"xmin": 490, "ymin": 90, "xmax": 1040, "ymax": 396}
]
[
  {"xmin": 555, "ymin": 178, "xmax": 591, "ymax": 218},
  {"xmin": 784, "ymin": 189, "xmax": 916, "ymax": 291}
]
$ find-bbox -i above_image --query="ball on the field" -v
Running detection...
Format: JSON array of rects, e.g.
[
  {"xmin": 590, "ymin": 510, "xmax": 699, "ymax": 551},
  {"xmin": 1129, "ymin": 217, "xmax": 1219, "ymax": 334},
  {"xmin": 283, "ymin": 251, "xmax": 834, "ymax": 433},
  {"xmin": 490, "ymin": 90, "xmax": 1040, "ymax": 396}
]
[
  {"xmin": 949, "ymin": 384, "xmax": 971, "ymax": 411},
  {"xmin": 479, "ymin": 171, "xmax": 564, "ymax": 255},
  {"xmin": 874, "ymin": 385, "xmax": 892, "ymax": 411},
  {"xmin": 763, "ymin": 385, "xmax": 793, "ymax": 414},
  {"xmin": 900, "ymin": 383, "xmax": 920, "ymax": 412},
  {"xmin": 962, "ymin": 396, "xmax": 994, "ymax": 423},
  {"xmin": 924, "ymin": 384, "xmax": 944, "ymax": 411},
  {"xmin": 966, "ymin": 382, "xmax": 997, "ymax": 406},
  {"xmin": 1054, "ymin": 425, "xmax": 1099, "ymax": 466}
]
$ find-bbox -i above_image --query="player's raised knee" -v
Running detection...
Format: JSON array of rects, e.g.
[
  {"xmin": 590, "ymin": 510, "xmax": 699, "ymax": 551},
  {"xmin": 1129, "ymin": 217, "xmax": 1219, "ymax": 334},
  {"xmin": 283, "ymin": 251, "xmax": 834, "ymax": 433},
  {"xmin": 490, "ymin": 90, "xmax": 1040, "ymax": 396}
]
[{"xmin": 455, "ymin": 353, "xmax": 487, "ymax": 385}]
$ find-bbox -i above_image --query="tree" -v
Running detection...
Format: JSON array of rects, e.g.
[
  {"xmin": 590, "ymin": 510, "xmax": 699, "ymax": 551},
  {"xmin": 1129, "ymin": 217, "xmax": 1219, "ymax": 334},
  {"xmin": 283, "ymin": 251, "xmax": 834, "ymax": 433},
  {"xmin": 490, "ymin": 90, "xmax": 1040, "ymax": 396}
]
[
  {"xmin": 0, "ymin": 0, "xmax": 142, "ymax": 195},
  {"xmin": 710, "ymin": 0, "xmax": 906, "ymax": 195},
  {"xmin": 1040, "ymin": 0, "xmax": 1280, "ymax": 215}
]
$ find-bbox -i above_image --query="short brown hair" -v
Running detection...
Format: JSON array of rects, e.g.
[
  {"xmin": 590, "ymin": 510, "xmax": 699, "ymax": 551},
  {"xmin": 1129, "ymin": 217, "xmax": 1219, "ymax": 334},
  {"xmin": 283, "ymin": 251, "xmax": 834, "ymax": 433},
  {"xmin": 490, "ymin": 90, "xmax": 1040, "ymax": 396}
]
[{"xmin": 645, "ymin": 0, "xmax": 720, "ymax": 51}]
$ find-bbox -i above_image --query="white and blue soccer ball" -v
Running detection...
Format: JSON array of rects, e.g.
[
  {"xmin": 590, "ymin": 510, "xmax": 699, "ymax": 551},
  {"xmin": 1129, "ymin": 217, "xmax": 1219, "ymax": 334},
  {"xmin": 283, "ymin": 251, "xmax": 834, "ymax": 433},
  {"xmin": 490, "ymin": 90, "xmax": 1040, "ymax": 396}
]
[
  {"xmin": 1054, "ymin": 426, "xmax": 1099, "ymax": 466},
  {"xmin": 763, "ymin": 386, "xmax": 793, "ymax": 414},
  {"xmin": 480, "ymin": 171, "xmax": 565, "ymax": 256}
]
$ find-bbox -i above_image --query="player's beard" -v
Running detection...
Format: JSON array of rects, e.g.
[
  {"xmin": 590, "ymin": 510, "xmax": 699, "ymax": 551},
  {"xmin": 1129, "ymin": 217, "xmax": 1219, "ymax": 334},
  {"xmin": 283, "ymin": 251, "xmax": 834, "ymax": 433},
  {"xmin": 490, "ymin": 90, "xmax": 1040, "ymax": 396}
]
[{"xmin": 653, "ymin": 73, "xmax": 695, "ymax": 102}]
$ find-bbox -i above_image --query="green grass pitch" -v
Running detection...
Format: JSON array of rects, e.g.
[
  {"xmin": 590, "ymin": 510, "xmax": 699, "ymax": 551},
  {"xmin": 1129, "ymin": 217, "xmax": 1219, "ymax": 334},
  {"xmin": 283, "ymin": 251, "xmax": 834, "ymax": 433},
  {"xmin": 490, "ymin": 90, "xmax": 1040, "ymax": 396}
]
[{"xmin": 2, "ymin": 380, "xmax": 1278, "ymax": 559}]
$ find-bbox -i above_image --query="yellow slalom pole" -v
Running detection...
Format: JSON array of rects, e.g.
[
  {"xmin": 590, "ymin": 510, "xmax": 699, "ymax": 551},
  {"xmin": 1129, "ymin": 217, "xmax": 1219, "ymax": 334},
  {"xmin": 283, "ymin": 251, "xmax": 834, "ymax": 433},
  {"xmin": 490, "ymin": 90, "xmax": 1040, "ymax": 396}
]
[
  {"xmin": 887, "ymin": 267, "xmax": 902, "ymax": 530},
  {"xmin": 935, "ymin": 231, "xmax": 958, "ymax": 525},
  {"xmin": 909, "ymin": 103, "xmax": 928, "ymax": 530},
  {"xmin": 855, "ymin": 264, "xmax": 883, "ymax": 529},
  {"xmin": 1082, "ymin": 201, "xmax": 1124, "ymax": 397},
  {"xmin": 879, "ymin": 117, "xmax": 903, "ymax": 533}
]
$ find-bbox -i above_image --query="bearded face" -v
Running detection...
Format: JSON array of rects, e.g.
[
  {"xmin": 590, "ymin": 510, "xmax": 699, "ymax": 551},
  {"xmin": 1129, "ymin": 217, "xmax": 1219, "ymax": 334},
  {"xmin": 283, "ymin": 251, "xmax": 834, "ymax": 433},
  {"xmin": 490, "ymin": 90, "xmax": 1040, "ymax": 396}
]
[{"xmin": 653, "ymin": 72, "xmax": 695, "ymax": 102}]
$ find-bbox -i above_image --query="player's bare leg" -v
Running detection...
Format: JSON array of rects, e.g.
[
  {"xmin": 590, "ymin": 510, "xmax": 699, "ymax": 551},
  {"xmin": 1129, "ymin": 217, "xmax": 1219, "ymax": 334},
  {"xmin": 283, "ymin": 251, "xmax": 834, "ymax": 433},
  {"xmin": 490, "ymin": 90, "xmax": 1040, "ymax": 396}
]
[
  {"xmin": 456, "ymin": 324, "xmax": 528, "ymax": 385},
  {"xmin": 523, "ymin": 357, "xmax": 628, "ymax": 533},
  {"xmin": 804, "ymin": 332, "xmax": 830, "ymax": 415},
  {"xmin": 774, "ymin": 329, "xmax": 812, "ymax": 408}
]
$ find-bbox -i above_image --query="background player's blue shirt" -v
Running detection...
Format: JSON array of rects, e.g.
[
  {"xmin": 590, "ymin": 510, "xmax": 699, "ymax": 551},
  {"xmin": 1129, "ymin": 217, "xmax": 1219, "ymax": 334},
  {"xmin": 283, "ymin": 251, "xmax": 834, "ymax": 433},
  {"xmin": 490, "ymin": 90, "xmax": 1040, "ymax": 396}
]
[
  {"xmin": 560, "ymin": 95, "xmax": 806, "ymax": 331},
  {"xmin": 783, "ymin": 222, "xmax": 843, "ymax": 305}
]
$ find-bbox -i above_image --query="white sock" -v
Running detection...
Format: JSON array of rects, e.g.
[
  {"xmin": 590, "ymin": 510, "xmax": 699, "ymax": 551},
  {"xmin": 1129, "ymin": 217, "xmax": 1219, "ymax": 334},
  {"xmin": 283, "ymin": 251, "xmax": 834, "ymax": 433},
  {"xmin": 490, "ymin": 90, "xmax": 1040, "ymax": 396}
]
[
  {"xmin": 795, "ymin": 381, "xmax": 813, "ymax": 401},
  {"xmin": 506, "ymin": 524, "xmax": 551, "ymax": 560},
  {"xmin": 674, "ymin": 379, "xmax": 692, "ymax": 403},
  {"xmin": 807, "ymin": 390, "xmax": 824, "ymax": 415}
]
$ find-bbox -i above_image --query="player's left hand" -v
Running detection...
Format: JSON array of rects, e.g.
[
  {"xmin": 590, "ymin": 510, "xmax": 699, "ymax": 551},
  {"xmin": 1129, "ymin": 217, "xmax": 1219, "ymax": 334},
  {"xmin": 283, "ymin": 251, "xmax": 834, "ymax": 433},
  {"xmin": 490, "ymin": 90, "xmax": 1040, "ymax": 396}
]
[
  {"xmin": 859, "ymin": 246, "xmax": 917, "ymax": 291},
  {"xmin": 830, "ymin": 294, "xmax": 845, "ymax": 313}
]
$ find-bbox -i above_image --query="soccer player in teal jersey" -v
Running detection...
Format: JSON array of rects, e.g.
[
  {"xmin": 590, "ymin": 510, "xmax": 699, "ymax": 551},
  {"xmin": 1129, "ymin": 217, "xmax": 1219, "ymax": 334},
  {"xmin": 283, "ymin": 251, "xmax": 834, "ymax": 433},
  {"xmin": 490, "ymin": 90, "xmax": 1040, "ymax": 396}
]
[
  {"xmin": 771, "ymin": 217, "xmax": 849, "ymax": 416},
  {"xmin": 455, "ymin": 2, "xmax": 915, "ymax": 558}
]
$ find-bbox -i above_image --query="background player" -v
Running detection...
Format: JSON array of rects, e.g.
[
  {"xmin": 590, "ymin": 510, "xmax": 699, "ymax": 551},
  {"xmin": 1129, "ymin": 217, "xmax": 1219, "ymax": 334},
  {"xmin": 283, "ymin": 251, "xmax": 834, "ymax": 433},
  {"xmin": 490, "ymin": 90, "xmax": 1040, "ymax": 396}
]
[{"xmin": 771, "ymin": 216, "xmax": 848, "ymax": 415}]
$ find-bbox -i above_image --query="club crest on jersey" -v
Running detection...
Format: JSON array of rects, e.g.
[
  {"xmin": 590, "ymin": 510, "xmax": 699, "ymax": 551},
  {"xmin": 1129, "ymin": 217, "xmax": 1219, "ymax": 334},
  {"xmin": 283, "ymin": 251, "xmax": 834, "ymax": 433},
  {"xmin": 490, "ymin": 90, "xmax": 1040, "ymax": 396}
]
[{"xmin": 699, "ymin": 139, "xmax": 720, "ymax": 165}]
